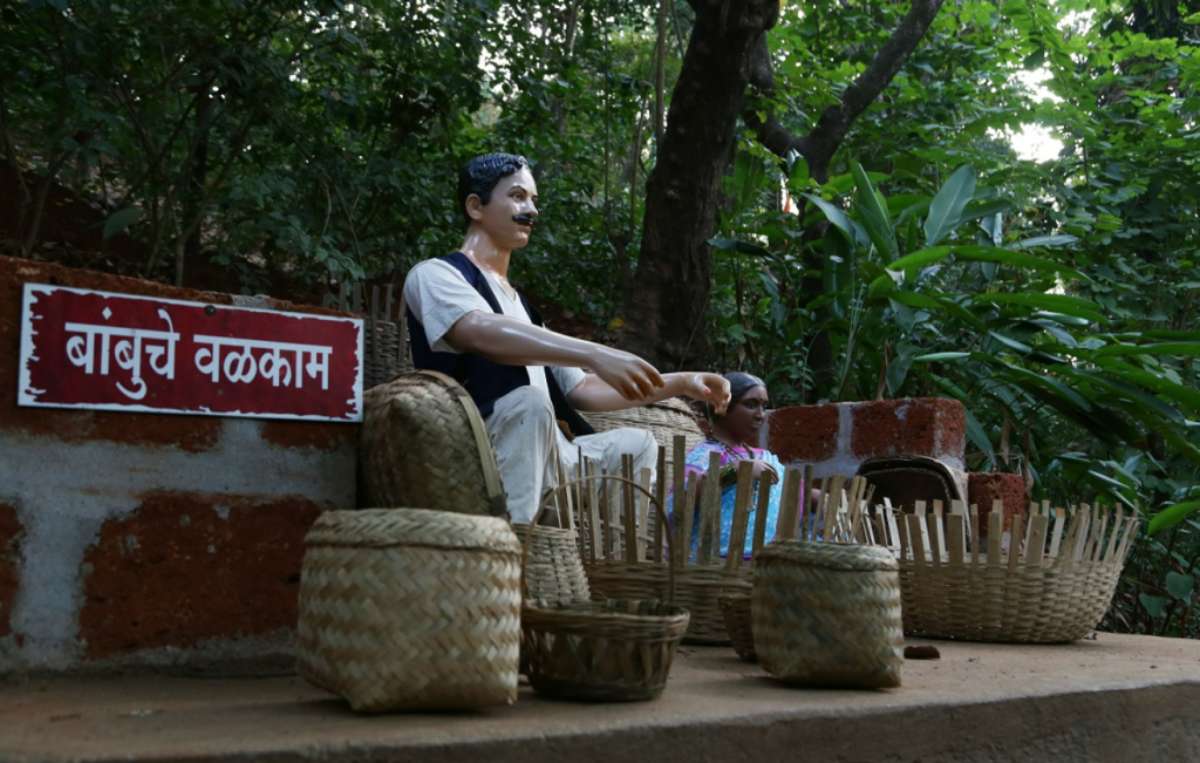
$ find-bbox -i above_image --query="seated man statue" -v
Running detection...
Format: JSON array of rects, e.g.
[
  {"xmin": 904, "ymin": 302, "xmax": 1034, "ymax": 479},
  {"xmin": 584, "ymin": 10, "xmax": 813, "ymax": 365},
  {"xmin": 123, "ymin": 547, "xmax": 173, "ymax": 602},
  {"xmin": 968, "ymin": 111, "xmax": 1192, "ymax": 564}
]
[{"xmin": 403, "ymin": 152, "xmax": 730, "ymax": 523}]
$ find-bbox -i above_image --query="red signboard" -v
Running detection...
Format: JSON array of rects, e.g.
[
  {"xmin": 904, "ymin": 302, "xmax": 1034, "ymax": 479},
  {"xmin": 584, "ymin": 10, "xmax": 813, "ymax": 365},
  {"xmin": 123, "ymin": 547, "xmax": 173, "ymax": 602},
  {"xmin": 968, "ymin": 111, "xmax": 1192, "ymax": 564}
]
[{"xmin": 18, "ymin": 284, "xmax": 363, "ymax": 422}]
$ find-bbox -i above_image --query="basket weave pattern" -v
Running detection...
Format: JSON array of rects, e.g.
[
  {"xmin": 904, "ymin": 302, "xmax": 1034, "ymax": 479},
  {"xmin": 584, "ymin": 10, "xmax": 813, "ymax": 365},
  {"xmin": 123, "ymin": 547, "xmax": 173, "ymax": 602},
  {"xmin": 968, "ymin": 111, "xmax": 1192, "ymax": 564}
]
[
  {"xmin": 753, "ymin": 542, "xmax": 903, "ymax": 689},
  {"xmin": 512, "ymin": 523, "xmax": 590, "ymax": 605},
  {"xmin": 718, "ymin": 594, "xmax": 756, "ymax": 661},
  {"xmin": 297, "ymin": 510, "xmax": 521, "ymax": 712},
  {"xmin": 586, "ymin": 563, "xmax": 749, "ymax": 643},
  {"xmin": 360, "ymin": 371, "xmax": 506, "ymax": 517},
  {"xmin": 522, "ymin": 598, "xmax": 689, "ymax": 701},
  {"xmin": 522, "ymin": 475, "xmax": 689, "ymax": 702},
  {"xmin": 888, "ymin": 504, "xmax": 1138, "ymax": 643},
  {"xmin": 581, "ymin": 398, "xmax": 704, "ymax": 469}
]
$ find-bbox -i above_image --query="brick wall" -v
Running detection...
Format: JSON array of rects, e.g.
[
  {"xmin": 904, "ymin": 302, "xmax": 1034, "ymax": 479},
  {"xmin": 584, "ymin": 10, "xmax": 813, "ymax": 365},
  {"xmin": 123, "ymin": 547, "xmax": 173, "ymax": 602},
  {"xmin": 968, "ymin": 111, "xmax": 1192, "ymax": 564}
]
[
  {"xmin": 765, "ymin": 397, "xmax": 969, "ymax": 501},
  {"xmin": 0, "ymin": 257, "xmax": 355, "ymax": 672}
]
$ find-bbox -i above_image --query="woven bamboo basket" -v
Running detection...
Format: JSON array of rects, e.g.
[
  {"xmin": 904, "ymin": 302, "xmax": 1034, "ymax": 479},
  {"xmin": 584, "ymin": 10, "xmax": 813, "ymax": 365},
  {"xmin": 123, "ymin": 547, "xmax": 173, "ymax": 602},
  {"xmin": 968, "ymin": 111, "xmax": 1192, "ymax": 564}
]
[
  {"xmin": 875, "ymin": 499, "xmax": 1139, "ymax": 643},
  {"xmin": 522, "ymin": 475, "xmax": 690, "ymax": 702},
  {"xmin": 359, "ymin": 370, "xmax": 507, "ymax": 517},
  {"xmin": 512, "ymin": 523, "xmax": 590, "ymax": 605},
  {"xmin": 580, "ymin": 438, "xmax": 811, "ymax": 643},
  {"xmin": 581, "ymin": 397, "xmax": 704, "ymax": 474},
  {"xmin": 718, "ymin": 594, "xmax": 756, "ymax": 661},
  {"xmin": 753, "ymin": 541, "xmax": 904, "ymax": 689},
  {"xmin": 715, "ymin": 472, "xmax": 880, "ymax": 658},
  {"xmin": 296, "ymin": 509, "xmax": 522, "ymax": 712}
]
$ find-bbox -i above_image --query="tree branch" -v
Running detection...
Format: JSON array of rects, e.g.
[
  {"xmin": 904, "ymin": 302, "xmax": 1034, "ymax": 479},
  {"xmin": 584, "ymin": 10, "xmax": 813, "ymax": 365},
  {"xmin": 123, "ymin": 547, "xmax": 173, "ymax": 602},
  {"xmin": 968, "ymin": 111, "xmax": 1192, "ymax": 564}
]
[{"xmin": 748, "ymin": 0, "xmax": 945, "ymax": 181}]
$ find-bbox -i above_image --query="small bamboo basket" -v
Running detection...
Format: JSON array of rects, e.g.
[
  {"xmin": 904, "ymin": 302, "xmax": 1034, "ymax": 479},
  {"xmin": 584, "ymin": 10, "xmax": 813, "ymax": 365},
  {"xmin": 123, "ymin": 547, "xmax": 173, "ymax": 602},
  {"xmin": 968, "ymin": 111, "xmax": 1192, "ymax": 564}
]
[
  {"xmin": 874, "ymin": 499, "xmax": 1139, "ymax": 643},
  {"xmin": 579, "ymin": 437, "xmax": 810, "ymax": 644},
  {"xmin": 521, "ymin": 475, "xmax": 689, "ymax": 702},
  {"xmin": 718, "ymin": 594, "xmax": 755, "ymax": 661},
  {"xmin": 718, "ymin": 472, "xmax": 876, "ymax": 661},
  {"xmin": 753, "ymin": 541, "xmax": 904, "ymax": 689},
  {"xmin": 296, "ymin": 509, "xmax": 522, "ymax": 712}
]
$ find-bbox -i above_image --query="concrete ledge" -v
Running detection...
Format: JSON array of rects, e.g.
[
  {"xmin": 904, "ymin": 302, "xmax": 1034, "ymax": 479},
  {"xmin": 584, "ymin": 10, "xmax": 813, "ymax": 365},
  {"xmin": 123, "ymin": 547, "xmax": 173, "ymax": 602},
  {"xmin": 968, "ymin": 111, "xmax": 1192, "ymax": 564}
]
[{"xmin": 2, "ymin": 633, "xmax": 1199, "ymax": 762}]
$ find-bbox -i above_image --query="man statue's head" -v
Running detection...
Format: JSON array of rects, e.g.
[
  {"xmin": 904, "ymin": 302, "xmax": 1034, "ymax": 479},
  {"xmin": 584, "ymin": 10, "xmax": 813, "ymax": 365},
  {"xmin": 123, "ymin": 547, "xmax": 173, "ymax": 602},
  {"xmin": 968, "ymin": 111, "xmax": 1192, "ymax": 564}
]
[{"xmin": 457, "ymin": 153, "xmax": 539, "ymax": 251}]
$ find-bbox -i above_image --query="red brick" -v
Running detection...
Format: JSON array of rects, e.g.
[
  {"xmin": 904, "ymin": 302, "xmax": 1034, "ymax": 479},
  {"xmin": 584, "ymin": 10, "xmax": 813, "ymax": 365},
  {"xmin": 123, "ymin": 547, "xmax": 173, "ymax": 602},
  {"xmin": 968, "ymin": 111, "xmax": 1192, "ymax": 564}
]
[
  {"xmin": 968, "ymin": 472, "xmax": 1027, "ymax": 533},
  {"xmin": 850, "ymin": 398, "xmax": 965, "ymax": 461},
  {"xmin": 767, "ymin": 405, "xmax": 840, "ymax": 462},
  {"xmin": 0, "ymin": 501, "xmax": 22, "ymax": 638},
  {"xmin": 78, "ymin": 491, "xmax": 325, "ymax": 659}
]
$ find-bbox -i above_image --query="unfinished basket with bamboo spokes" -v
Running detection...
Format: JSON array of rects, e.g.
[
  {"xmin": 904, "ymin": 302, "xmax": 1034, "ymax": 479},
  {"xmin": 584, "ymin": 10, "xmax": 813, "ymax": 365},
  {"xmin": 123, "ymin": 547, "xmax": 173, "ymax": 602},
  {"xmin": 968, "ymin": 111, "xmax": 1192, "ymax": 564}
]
[
  {"xmin": 869, "ymin": 498, "xmax": 1139, "ymax": 643},
  {"xmin": 521, "ymin": 476, "xmax": 689, "ymax": 702},
  {"xmin": 561, "ymin": 436, "xmax": 838, "ymax": 644}
]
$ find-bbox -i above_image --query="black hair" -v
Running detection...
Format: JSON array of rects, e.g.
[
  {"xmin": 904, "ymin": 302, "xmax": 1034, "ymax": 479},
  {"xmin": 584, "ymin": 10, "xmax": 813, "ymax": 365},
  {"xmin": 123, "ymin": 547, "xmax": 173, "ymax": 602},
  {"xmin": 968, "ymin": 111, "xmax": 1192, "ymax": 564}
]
[
  {"xmin": 724, "ymin": 372, "xmax": 766, "ymax": 409},
  {"xmin": 697, "ymin": 371, "xmax": 768, "ymax": 427},
  {"xmin": 456, "ymin": 152, "xmax": 530, "ymax": 227}
]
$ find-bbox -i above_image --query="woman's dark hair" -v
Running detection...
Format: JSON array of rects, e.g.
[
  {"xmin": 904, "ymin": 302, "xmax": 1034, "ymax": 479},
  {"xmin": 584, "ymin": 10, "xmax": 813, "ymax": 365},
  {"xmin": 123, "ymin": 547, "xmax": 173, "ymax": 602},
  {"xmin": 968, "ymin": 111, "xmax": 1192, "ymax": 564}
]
[
  {"xmin": 724, "ymin": 372, "xmax": 766, "ymax": 409},
  {"xmin": 456, "ymin": 152, "xmax": 530, "ymax": 227},
  {"xmin": 696, "ymin": 371, "xmax": 767, "ymax": 426}
]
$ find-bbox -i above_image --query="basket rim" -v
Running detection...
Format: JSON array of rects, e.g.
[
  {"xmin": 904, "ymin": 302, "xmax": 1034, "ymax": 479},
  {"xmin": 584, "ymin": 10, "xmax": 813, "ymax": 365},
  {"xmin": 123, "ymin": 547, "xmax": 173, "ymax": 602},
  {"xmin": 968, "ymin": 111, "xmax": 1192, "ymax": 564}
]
[{"xmin": 522, "ymin": 597, "xmax": 691, "ymax": 626}]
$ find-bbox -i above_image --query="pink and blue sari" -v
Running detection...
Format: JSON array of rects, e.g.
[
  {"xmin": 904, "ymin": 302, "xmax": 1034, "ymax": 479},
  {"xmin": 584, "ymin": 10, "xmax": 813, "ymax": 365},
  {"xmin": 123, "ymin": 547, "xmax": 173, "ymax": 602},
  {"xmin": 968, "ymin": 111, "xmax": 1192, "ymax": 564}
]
[{"xmin": 676, "ymin": 439, "xmax": 798, "ymax": 559}]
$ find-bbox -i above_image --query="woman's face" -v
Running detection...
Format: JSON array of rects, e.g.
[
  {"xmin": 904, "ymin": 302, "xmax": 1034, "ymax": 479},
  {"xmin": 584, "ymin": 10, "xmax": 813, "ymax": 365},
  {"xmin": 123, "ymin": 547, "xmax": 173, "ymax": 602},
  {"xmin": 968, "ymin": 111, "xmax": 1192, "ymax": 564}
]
[{"xmin": 722, "ymin": 385, "xmax": 768, "ymax": 443}]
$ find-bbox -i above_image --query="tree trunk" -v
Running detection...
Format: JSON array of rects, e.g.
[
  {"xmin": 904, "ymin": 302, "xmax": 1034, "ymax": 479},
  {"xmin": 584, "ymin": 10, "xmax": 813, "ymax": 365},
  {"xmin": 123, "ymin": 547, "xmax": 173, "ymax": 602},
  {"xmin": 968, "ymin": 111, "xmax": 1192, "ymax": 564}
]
[{"xmin": 623, "ymin": 0, "xmax": 779, "ymax": 370}]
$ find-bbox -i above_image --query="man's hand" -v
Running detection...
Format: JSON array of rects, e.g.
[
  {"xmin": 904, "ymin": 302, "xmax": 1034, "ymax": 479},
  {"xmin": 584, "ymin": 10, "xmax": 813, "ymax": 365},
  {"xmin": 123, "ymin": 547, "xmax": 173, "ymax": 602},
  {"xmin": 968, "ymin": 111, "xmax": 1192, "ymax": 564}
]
[
  {"xmin": 679, "ymin": 372, "xmax": 731, "ymax": 414},
  {"xmin": 589, "ymin": 346, "xmax": 665, "ymax": 401}
]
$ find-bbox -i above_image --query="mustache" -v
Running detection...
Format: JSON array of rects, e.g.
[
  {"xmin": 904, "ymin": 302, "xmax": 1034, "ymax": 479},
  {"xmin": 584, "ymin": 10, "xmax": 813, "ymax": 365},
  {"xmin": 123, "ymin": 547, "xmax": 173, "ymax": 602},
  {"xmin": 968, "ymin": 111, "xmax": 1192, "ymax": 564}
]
[{"xmin": 512, "ymin": 213, "xmax": 537, "ymax": 226}]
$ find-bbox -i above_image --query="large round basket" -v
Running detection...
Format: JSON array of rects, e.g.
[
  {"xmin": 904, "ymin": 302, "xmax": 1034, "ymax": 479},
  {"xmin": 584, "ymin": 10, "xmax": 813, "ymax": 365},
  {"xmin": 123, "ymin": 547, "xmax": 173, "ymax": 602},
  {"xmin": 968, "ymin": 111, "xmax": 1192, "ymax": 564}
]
[
  {"xmin": 359, "ymin": 371, "xmax": 506, "ymax": 517},
  {"xmin": 753, "ymin": 541, "xmax": 903, "ymax": 689},
  {"xmin": 297, "ymin": 509, "xmax": 521, "ymax": 712},
  {"xmin": 892, "ymin": 504, "xmax": 1139, "ymax": 643},
  {"xmin": 521, "ymin": 476, "xmax": 690, "ymax": 702},
  {"xmin": 581, "ymin": 397, "xmax": 704, "ymax": 472}
]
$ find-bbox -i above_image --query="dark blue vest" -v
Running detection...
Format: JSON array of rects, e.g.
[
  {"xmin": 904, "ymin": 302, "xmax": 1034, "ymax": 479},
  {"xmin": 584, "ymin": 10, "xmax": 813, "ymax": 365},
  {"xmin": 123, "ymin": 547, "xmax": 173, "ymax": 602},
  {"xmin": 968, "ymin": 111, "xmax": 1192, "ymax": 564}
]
[{"xmin": 406, "ymin": 252, "xmax": 595, "ymax": 437}]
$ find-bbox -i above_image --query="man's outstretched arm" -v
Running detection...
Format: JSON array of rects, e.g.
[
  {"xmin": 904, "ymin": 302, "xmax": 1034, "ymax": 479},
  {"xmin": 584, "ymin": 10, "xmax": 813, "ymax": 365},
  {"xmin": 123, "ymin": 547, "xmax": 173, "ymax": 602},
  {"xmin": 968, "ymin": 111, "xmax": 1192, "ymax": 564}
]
[
  {"xmin": 566, "ymin": 372, "xmax": 730, "ymax": 414},
  {"xmin": 444, "ymin": 310, "xmax": 665, "ymax": 401}
]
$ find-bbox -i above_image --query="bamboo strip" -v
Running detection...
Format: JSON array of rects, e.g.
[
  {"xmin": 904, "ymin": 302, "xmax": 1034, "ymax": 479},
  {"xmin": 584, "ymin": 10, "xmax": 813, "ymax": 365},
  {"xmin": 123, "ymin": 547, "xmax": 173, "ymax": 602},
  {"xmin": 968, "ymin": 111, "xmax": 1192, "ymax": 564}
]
[
  {"xmin": 725, "ymin": 461, "xmax": 755, "ymax": 572},
  {"xmin": 947, "ymin": 514, "xmax": 965, "ymax": 566},
  {"xmin": 697, "ymin": 451, "xmax": 722, "ymax": 563},
  {"xmin": 777, "ymin": 467, "xmax": 802, "ymax": 541},
  {"xmin": 752, "ymin": 469, "xmax": 776, "ymax": 554},
  {"xmin": 1026, "ymin": 514, "xmax": 1048, "ymax": 567},
  {"xmin": 653, "ymin": 447, "xmax": 666, "ymax": 562},
  {"xmin": 987, "ymin": 511, "xmax": 1003, "ymax": 566},
  {"xmin": 1007, "ymin": 514, "xmax": 1024, "ymax": 572}
]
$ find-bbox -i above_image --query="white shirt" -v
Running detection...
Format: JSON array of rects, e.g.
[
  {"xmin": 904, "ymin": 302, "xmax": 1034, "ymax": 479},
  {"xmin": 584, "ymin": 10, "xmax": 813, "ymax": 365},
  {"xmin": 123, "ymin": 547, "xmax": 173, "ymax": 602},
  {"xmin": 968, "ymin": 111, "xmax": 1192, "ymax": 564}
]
[{"xmin": 402, "ymin": 258, "xmax": 586, "ymax": 397}]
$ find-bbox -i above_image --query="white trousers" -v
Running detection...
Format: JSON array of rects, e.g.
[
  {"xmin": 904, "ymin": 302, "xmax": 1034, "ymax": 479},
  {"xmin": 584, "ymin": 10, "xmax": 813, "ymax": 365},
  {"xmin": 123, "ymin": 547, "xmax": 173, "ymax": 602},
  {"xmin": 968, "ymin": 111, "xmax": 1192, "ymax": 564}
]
[{"xmin": 486, "ymin": 385, "xmax": 658, "ymax": 523}]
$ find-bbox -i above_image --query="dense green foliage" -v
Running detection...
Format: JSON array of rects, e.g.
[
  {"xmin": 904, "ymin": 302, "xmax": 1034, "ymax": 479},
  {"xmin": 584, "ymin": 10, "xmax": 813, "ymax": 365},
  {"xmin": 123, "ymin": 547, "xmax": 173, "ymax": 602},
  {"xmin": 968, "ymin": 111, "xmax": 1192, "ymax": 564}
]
[{"xmin": 3, "ymin": 0, "xmax": 1199, "ymax": 636}]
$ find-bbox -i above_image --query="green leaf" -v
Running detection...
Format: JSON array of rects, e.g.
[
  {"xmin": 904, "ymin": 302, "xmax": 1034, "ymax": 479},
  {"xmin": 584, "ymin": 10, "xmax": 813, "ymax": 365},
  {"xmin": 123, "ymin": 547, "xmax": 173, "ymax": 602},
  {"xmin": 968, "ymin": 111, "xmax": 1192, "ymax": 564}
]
[
  {"xmin": 964, "ymin": 407, "xmax": 996, "ymax": 465},
  {"xmin": 973, "ymin": 292, "xmax": 1105, "ymax": 323},
  {"xmin": 852, "ymin": 162, "xmax": 897, "ymax": 260},
  {"xmin": 802, "ymin": 193, "xmax": 867, "ymax": 248},
  {"xmin": 1094, "ymin": 342, "xmax": 1200, "ymax": 358},
  {"xmin": 988, "ymin": 331, "xmax": 1033, "ymax": 355},
  {"xmin": 1148, "ymin": 499, "xmax": 1200, "ymax": 534},
  {"xmin": 924, "ymin": 165, "xmax": 976, "ymax": 246},
  {"xmin": 913, "ymin": 351, "xmax": 971, "ymax": 362},
  {"xmin": 1009, "ymin": 234, "xmax": 1079, "ymax": 250},
  {"xmin": 884, "ymin": 245, "xmax": 1084, "ymax": 280},
  {"xmin": 707, "ymin": 236, "xmax": 771, "ymax": 258},
  {"xmin": 1166, "ymin": 572, "xmax": 1194, "ymax": 601},
  {"xmin": 103, "ymin": 207, "xmax": 141, "ymax": 240},
  {"xmin": 888, "ymin": 291, "xmax": 983, "ymax": 328},
  {"xmin": 1139, "ymin": 594, "xmax": 1169, "ymax": 619}
]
